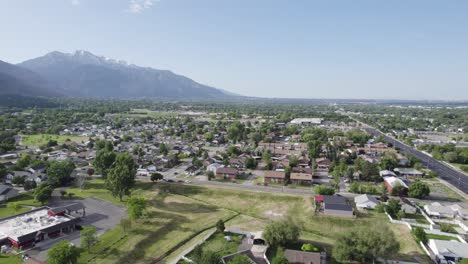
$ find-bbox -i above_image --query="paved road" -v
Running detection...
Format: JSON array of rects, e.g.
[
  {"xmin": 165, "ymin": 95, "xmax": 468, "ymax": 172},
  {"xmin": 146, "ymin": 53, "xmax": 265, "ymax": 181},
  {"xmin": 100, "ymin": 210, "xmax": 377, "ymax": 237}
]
[{"xmin": 354, "ymin": 120, "xmax": 468, "ymax": 194}]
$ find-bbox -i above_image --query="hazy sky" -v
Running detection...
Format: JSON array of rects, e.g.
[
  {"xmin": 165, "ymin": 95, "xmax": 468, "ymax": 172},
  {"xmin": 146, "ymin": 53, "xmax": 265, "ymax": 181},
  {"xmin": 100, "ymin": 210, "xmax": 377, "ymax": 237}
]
[{"xmin": 1, "ymin": 0, "xmax": 468, "ymax": 100}]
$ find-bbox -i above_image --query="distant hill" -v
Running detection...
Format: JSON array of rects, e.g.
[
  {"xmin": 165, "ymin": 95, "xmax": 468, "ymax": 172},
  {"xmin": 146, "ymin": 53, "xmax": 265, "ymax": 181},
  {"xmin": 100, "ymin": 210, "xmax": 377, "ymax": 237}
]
[
  {"xmin": 19, "ymin": 50, "xmax": 237, "ymax": 99},
  {"xmin": 0, "ymin": 60, "xmax": 62, "ymax": 97}
]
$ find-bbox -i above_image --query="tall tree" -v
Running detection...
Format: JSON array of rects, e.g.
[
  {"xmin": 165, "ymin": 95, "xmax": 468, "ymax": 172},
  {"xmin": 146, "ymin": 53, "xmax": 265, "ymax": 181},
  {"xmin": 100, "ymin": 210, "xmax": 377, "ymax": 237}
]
[
  {"xmin": 34, "ymin": 183, "xmax": 54, "ymax": 205},
  {"xmin": 333, "ymin": 224, "xmax": 399, "ymax": 263},
  {"xmin": 47, "ymin": 240, "xmax": 80, "ymax": 264},
  {"xmin": 408, "ymin": 181, "xmax": 430, "ymax": 199},
  {"xmin": 263, "ymin": 219, "xmax": 300, "ymax": 247},
  {"xmin": 94, "ymin": 150, "xmax": 116, "ymax": 178},
  {"xmin": 47, "ymin": 160, "xmax": 76, "ymax": 186},
  {"xmin": 80, "ymin": 226, "xmax": 98, "ymax": 251},
  {"xmin": 127, "ymin": 197, "xmax": 146, "ymax": 220},
  {"xmin": 106, "ymin": 153, "xmax": 136, "ymax": 201}
]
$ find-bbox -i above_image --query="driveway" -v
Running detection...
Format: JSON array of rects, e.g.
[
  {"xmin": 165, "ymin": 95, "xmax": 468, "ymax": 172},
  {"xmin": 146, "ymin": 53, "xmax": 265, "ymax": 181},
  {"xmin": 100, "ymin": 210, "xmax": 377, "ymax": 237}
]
[{"xmin": 26, "ymin": 197, "xmax": 127, "ymax": 262}]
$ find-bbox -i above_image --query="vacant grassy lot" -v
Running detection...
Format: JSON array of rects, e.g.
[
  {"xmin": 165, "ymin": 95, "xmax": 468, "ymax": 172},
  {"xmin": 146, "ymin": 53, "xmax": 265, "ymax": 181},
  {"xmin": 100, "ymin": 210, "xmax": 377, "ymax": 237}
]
[
  {"xmin": 427, "ymin": 182, "xmax": 464, "ymax": 202},
  {"xmin": 21, "ymin": 134, "xmax": 88, "ymax": 147},
  {"xmin": 72, "ymin": 181, "xmax": 427, "ymax": 264},
  {"xmin": 0, "ymin": 193, "xmax": 41, "ymax": 218},
  {"xmin": 76, "ymin": 181, "xmax": 236, "ymax": 264}
]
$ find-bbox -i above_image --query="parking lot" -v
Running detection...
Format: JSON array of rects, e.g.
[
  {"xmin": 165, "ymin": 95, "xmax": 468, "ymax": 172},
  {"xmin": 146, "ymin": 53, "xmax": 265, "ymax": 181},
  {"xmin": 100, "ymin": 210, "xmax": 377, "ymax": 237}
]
[{"xmin": 26, "ymin": 197, "xmax": 127, "ymax": 262}]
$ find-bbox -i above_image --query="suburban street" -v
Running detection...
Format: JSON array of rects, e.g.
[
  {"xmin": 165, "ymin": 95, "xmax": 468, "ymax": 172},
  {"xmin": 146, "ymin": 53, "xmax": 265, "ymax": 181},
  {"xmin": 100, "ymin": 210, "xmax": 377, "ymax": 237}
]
[{"xmin": 351, "ymin": 118, "xmax": 468, "ymax": 194}]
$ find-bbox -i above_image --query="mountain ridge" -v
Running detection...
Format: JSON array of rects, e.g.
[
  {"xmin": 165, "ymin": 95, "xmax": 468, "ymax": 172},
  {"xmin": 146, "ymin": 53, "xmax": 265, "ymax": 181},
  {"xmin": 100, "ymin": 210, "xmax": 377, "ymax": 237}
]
[{"xmin": 18, "ymin": 50, "xmax": 239, "ymax": 99}]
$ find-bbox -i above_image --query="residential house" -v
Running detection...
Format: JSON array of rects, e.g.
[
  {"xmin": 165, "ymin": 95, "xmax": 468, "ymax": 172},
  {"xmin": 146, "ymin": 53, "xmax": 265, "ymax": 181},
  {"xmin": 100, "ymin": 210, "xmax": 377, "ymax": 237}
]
[
  {"xmin": 394, "ymin": 168, "xmax": 423, "ymax": 178},
  {"xmin": 315, "ymin": 158, "xmax": 331, "ymax": 170},
  {"xmin": 424, "ymin": 203, "xmax": 468, "ymax": 219},
  {"xmin": 428, "ymin": 239, "xmax": 468, "ymax": 263},
  {"xmin": 383, "ymin": 176, "xmax": 408, "ymax": 196},
  {"xmin": 264, "ymin": 171, "xmax": 285, "ymax": 184},
  {"xmin": 315, "ymin": 195, "xmax": 354, "ymax": 217},
  {"xmin": 0, "ymin": 185, "xmax": 20, "ymax": 202},
  {"xmin": 284, "ymin": 249, "xmax": 326, "ymax": 264},
  {"xmin": 379, "ymin": 170, "xmax": 397, "ymax": 177},
  {"xmin": 207, "ymin": 163, "xmax": 223, "ymax": 174},
  {"xmin": 216, "ymin": 167, "xmax": 239, "ymax": 180},
  {"xmin": 354, "ymin": 194, "xmax": 379, "ymax": 210},
  {"xmin": 290, "ymin": 173, "xmax": 313, "ymax": 185}
]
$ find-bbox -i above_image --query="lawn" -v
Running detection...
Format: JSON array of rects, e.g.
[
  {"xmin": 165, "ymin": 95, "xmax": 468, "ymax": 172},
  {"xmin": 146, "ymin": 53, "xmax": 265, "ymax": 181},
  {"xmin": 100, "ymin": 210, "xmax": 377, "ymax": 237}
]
[
  {"xmin": 71, "ymin": 180, "xmax": 427, "ymax": 264},
  {"xmin": 20, "ymin": 134, "xmax": 88, "ymax": 147},
  {"xmin": 426, "ymin": 233, "xmax": 458, "ymax": 241},
  {"xmin": 427, "ymin": 182, "xmax": 464, "ymax": 201},
  {"xmin": 76, "ymin": 181, "xmax": 237, "ymax": 264},
  {"xmin": 183, "ymin": 232, "xmax": 243, "ymax": 262},
  {"xmin": 0, "ymin": 192, "xmax": 41, "ymax": 218},
  {"xmin": 0, "ymin": 254, "xmax": 21, "ymax": 264}
]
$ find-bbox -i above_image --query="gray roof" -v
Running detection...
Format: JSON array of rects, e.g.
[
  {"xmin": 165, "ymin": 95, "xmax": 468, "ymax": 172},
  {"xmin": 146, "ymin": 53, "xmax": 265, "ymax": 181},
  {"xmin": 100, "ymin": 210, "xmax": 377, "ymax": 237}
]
[{"xmin": 354, "ymin": 194, "xmax": 379, "ymax": 205}]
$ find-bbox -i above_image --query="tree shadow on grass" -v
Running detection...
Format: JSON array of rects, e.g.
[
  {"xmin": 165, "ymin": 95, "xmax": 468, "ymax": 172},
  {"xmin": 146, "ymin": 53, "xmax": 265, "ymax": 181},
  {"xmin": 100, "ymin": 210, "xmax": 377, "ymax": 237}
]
[{"xmin": 117, "ymin": 211, "xmax": 192, "ymax": 264}]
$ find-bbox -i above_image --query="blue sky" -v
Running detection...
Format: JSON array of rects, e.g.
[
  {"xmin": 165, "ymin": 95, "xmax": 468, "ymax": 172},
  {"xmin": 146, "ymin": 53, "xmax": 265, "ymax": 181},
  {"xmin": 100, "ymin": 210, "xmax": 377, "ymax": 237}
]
[{"xmin": 1, "ymin": 0, "xmax": 468, "ymax": 100}]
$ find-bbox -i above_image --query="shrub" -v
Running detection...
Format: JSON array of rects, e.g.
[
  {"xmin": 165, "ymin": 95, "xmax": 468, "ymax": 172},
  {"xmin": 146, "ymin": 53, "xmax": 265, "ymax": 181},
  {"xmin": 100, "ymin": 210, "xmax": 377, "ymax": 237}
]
[
  {"xmin": 301, "ymin": 243, "xmax": 319, "ymax": 252},
  {"xmin": 313, "ymin": 185, "xmax": 335, "ymax": 195}
]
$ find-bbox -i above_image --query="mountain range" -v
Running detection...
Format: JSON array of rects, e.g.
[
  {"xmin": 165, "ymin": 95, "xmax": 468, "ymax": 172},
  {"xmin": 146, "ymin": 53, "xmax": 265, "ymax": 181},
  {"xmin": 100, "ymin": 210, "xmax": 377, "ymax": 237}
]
[{"xmin": 0, "ymin": 50, "xmax": 238, "ymax": 99}]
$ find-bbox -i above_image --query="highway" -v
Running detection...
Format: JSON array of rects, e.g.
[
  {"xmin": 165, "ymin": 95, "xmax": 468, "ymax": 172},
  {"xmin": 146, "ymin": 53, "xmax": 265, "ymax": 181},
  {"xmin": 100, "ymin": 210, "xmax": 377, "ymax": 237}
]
[{"xmin": 358, "ymin": 123, "xmax": 468, "ymax": 195}]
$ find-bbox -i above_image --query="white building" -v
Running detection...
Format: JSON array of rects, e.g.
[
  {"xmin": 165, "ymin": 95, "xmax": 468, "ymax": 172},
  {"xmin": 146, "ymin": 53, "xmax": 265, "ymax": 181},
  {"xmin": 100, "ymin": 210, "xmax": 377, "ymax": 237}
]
[
  {"xmin": 428, "ymin": 239, "xmax": 468, "ymax": 262},
  {"xmin": 354, "ymin": 194, "xmax": 379, "ymax": 210},
  {"xmin": 290, "ymin": 118, "xmax": 323, "ymax": 125}
]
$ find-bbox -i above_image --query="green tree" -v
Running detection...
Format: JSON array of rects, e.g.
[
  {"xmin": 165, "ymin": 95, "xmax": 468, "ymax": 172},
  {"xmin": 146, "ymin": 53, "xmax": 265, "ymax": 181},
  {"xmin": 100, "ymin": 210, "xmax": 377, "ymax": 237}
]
[
  {"xmin": 408, "ymin": 181, "xmax": 430, "ymax": 199},
  {"xmin": 412, "ymin": 226, "xmax": 428, "ymax": 244},
  {"xmin": 94, "ymin": 150, "xmax": 116, "ymax": 178},
  {"xmin": 263, "ymin": 220, "xmax": 300, "ymax": 247},
  {"xmin": 47, "ymin": 240, "xmax": 80, "ymax": 264},
  {"xmin": 159, "ymin": 143, "xmax": 169, "ymax": 156},
  {"xmin": 127, "ymin": 197, "xmax": 146, "ymax": 220},
  {"xmin": 34, "ymin": 183, "xmax": 54, "ymax": 205},
  {"xmin": 150, "ymin": 172, "xmax": 163, "ymax": 182},
  {"xmin": 11, "ymin": 175, "xmax": 25, "ymax": 185},
  {"xmin": 301, "ymin": 243, "xmax": 319, "ymax": 252},
  {"xmin": 385, "ymin": 199, "xmax": 401, "ymax": 218},
  {"xmin": 7, "ymin": 202, "xmax": 21, "ymax": 214},
  {"xmin": 216, "ymin": 219, "xmax": 225, "ymax": 233},
  {"xmin": 228, "ymin": 255, "xmax": 252, "ymax": 264},
  {"xmin": 15, "ymin": 154, "xmax": 31, "ymax": 169},
  {"xmin": 106, "ymin": 153, "xmax": 136, "ymax": 201},
  {"xmin": 47, "ymin": 160, "xmax": 76, "ymax": 186},
  {"xmin": 333, "ymin": 225, "xmax": 399, "ymax": 264},
  {"xmin": 244, "ymin": 157, "xmax": 257, "ymax": 169},
  {"xmin": 313, "ymin": 185, "xmax": 335, "ymax": 195},
  {"xmin": 80, "ymin": 226, "xmax": 98, "ymax": 251},
  {"xmin": 391, "ymin": 183, "xmax": 405, "ymax": 196},
  {"xmin": 24, "ymin": 180, "xmax": 37, "ymax": 191}
]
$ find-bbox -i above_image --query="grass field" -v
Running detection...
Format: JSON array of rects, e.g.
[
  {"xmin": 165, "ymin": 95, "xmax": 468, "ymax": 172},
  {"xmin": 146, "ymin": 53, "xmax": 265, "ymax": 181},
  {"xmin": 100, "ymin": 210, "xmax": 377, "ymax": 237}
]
[
  {"xmin": 427, "ymin": 182, "xmax": 464, "ymax": 201},
  {"xmin": 426, "ymin": 233, "xmax": 458, "ymax": 241},
  {"xmin": 0, "ymin": 254, "xmax": 21, "ymax": 264},
  {"xmin": 69, "ymin": 180, "xmax": 428, "ymax": 264},
  {"xmin": 0, "ymin": 193, "xmax": 41, "ymax": 218},
  {"xmin": 20, "ymin": 134, "xmax": 88, "ymax": 147}
]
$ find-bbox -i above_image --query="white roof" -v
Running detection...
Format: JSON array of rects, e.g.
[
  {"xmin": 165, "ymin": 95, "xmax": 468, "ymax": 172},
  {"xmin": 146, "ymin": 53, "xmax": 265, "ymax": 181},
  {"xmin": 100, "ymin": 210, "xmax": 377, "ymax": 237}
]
[
  {"xmin": 428, "ymin": 239, "xmax": 468, "ymax": 258},
  {"xmin": 0, "ymin": 208, "xmax": 75, "ymax": 241},
  {"xmin": 354, "ymin": 194, "xmax": 379, "ymax": 205},
  {"xmin": 383, "ymin": 176, "xmax": 408, "ymax": 188},
  {"xmin": 290, "ymin": 118, "xmax": 323, "ymax": 124},
  {"xmin": 379, "ymin": 170, "xmax": 396, "ymax": 177}
]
